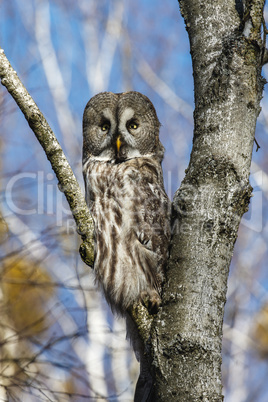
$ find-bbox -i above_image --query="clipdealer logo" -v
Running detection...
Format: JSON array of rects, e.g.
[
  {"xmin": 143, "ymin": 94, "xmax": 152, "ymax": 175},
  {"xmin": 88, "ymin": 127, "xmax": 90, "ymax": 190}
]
[
  {"xmin": 4, "ymin": 171, "xmax": 76, "ymax": 232},
  {"xmin": 4, "ymin": 169, "xmax": 263, "ymax": 233}
]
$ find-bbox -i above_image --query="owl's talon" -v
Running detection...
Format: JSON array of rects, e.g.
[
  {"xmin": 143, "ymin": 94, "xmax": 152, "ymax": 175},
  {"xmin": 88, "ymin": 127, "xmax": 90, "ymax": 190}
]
[
  {"xmin": 82, "ymin": 91, "xmax": 171, "ymax": 401},
  {"xmin": 140, "ymin": 290, "xmax": 161, "ymax": 314}
]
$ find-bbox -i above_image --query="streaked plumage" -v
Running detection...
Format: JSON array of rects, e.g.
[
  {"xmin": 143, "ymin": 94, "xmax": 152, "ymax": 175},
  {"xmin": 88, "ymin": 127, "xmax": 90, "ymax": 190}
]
[{"xmin": 82, "ymin": 91, "xmax": 170, "ymax": 401}]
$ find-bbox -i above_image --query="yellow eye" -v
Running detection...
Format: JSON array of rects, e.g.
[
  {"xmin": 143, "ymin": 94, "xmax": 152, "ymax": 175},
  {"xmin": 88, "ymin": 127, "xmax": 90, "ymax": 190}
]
[
  {"xmin": 128, "ymin": 122, "xmax": 138, "ymax": 130},
  {"xmin": 101, "ymin": 123, "xmax": 110, "ymax": 131}
]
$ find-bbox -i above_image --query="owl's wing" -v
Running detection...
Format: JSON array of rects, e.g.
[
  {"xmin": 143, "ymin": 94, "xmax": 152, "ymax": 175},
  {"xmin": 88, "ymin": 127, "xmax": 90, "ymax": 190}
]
[
  {"xmin": 129, "ymin": 158, "xmax": 171, "ymax": 294},
  {"xmin": 83, "ymin": 163, "xmax": 95, "ymax": 209}
]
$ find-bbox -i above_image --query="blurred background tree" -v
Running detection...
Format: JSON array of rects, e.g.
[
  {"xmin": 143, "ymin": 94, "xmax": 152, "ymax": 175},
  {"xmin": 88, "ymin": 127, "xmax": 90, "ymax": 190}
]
[{"xmin": 0, "ymin": 0, "xmax": 268, "ymax": 400}]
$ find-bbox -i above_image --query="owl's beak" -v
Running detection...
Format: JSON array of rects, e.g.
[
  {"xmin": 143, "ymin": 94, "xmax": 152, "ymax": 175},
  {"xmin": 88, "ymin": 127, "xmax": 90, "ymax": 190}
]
[{"xmin": 116, "ymin": 136, "xmax": 121, "ymax": 152}]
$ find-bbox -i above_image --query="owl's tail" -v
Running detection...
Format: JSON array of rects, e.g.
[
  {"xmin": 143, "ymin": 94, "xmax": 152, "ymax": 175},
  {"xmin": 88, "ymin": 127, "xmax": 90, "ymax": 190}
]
[
  {"xmin": 134, "ymin": 366, "xmax": 154, "ymax": 402},
  {"xmin": 126, "ymin": 314, "xmax": 155, "ymax": 401}
]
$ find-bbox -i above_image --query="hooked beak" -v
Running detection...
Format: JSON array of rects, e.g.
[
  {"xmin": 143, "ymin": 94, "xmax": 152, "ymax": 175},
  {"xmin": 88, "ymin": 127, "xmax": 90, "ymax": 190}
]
[{"xmin": 116, "ymin": 136, "xmax": 121, "ymax": 152}]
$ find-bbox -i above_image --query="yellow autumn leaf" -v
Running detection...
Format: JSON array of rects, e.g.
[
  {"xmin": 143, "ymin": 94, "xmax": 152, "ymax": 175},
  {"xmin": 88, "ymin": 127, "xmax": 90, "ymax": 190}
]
[
  {"xmin": 2, "ymin": 257, "xmax": 54, "ymax": 336},
  {"xmin": 254, "ymin": 304, "xmax": 268, "ymax": 357}
]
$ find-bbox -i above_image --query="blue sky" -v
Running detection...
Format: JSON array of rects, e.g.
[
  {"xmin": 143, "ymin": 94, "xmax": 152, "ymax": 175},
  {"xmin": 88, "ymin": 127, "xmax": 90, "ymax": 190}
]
[{"xmin": 1, "ymin": 1, "xmax": 268, "ymax": 400}]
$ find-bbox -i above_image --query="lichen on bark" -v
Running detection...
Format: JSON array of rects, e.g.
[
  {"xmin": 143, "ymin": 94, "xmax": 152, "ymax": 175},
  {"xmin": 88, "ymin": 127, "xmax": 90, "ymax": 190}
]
[
  {"xmin": 145, "ymin": 1, "xmax": 266, "ymax": 400},
  {"xmin": 0, "ymin": 47, "xmax": 94, "ymax": 267}
]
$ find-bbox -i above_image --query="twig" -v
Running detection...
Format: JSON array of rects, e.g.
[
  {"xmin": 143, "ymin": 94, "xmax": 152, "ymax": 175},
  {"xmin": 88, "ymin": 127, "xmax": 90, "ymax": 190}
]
[{"xmin": 254, "ymin": 137, "xmax": 260, "ymax": 152}]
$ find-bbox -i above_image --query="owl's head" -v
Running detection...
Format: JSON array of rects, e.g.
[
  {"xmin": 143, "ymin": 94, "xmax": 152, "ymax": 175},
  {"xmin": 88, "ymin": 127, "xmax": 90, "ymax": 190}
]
[{"xmin": 82, "ymin": 91, "xmax": 164, "ymax": 164}]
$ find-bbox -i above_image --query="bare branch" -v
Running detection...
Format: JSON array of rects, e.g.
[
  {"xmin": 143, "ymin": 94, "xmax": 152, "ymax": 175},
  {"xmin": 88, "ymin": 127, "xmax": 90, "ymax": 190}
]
[
  {"xmin": 137, "ymin": 57, "xmax": 193, "ymax": 123},
  {"xmin": 0, "ymin": 48, "xmax": 94, "ymax": 267}
]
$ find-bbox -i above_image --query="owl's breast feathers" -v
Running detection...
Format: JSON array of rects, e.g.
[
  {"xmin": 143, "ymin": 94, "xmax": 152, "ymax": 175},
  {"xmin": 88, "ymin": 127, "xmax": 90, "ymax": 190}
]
[{"xmin": 83, "ymin": 156, "xmax": 171, "ymax": 313}]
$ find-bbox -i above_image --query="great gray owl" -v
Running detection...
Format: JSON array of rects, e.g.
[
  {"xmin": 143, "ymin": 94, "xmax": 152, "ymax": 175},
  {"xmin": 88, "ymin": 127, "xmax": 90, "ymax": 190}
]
[{"xmin": 82, "ymin": 91, "xmax": 171, "ymax": 401}]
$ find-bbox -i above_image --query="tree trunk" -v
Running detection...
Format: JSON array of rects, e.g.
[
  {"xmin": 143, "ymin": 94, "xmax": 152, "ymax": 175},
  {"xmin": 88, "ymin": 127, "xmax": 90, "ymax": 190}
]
[
  {"xmin": 147, "ymin": 1, "xmax": 266, "ymax": 400},
  {"xmin": 0, "ymin": 2, "xmax": 266, "ymax": 400}
]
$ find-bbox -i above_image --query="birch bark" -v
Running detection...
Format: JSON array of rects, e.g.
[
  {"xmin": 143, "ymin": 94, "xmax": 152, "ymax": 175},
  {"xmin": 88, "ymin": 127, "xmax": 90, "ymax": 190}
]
[
  {"xmin": 146, "ymin": 1, "xmax": 266, "ymax": 400},
  {"xmin": 0, "ymin": 1, "xmax": 266, "ymax": 399}
]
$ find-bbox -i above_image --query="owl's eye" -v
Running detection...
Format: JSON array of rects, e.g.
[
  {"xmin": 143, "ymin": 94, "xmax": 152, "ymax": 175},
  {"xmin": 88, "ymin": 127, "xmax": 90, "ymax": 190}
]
[
  {"xmin": 101, "ymin": 123, "xmax": 110, "ymax": 132},
  {"xmin": 127, "ymin": 121, "xmax": 139, "ymax": 130}
]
